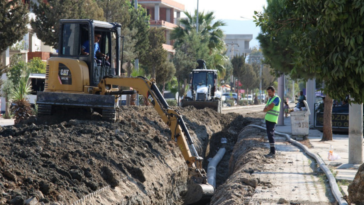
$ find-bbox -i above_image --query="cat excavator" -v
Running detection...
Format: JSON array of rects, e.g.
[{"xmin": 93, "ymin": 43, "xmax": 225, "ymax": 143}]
[{"xmin": 36, "ymin": 19, "xmax": 214, "ymax": 204}]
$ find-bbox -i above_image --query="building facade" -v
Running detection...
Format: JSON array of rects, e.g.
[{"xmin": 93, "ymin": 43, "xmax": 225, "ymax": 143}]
[
  {"xmin": 224, "ymin": 34, "xmax": 253, "ymax": 59},
  {"xmin": 138, "ymin": 0, "xmax": 185, "ymax": 55}
]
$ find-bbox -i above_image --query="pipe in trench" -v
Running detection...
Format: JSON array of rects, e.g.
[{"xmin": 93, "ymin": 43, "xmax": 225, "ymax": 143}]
[{"xmin": 207, "ymin": 147, "xmax": 226, "ymax": 189}]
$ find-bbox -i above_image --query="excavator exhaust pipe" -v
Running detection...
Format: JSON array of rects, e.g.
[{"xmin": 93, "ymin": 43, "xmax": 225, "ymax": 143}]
[{"xmin": 184, "ymin": 183, "xmax": 214, "ymax": 205}]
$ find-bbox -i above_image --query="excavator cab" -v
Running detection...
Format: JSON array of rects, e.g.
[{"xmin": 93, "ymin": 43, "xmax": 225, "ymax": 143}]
[{"xmin": 58, "ymin": 19, "xmax": 122, "ymax": 85}]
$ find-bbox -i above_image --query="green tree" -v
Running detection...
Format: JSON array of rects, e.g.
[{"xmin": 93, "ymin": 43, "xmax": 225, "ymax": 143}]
[
  {"xmin": 31, "ymin": 0, "xmax": 105, "ymax": 48},
  {"xmin": 121, "ymin": 28, "xmax": 138, "ymax": 77},
  {"xmin": 231, "ymin": 54, "xmax": 246, "ymax": 100},
  {"xmin": 241, "ymin": 64, "xmax": 258, "ymax": 93},
  {"xmin": 28, "ymin": 57, "xmax": 46, "ymax": 74},
  {"xmin": 0, "ymin": 0, "xmax": 29, "ymax": 54},
  {"xmin": 128, "ymin": 3, "xmax": 150, "ymax": 64},
  {"xmin": 156, "ymin": 61, "xmax": 176, "ymax": 94},
  {"xmin": 254, "ymin": 0, "xmax": 364, "ymax": 140},
  {"xmin": 96, "ymin": 0, "xmax": 150, "ymax": 65},
  {"xmin": 223, "ymin": 60, "xmax": 233, "ymax": 83},
  {"xmin": 144, "ymin": 27, "xmax": 167, "ymax": 79},
  {"xmin": 8, "ymin": 56, "xmax": 27, "ymax": 88},
  {"xmin": 172, "ymin": 29, "xmax": 214, "ymax": 98},
  {"xmin": 211, "ymin": 48, "xmax": 229, "ymax": 80},
  {"xmin": 96, "ymin": 0, "xmax": 130, "ymax": 23},
  {"xmin": 171, "ymin": 10, "xmax": 225, "ymax": 52},
  {"xmin": 0, "ymin": 64, "xmax": 9, "ymax": 95},
  {"xmin": 261, "ymin": 64, "xmax": 276, "ymax": 89},
  {"xmin": 172, "ymin": 12, "xmax": 227, "ymax": 78},
  {"xmin": 10, "ymin": 67, "xmax": 32, "ymax": 124},
  {"xmin": 173, "ymin": 46, "xmax": 197, "ymax": 99}
]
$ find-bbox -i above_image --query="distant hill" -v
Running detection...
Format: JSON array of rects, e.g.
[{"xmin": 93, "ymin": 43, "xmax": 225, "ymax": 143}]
[{"xmin": 220, "ymin": 19, "xmax": 261, "ymax": 49}]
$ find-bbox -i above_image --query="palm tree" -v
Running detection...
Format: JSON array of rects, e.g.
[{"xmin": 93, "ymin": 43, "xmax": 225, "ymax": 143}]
[
  {"xmin": 10, "ymin": 69, "xmax": 32, "ymax": 124},
  {"xmin": 171, "ymin": 10, "xmax": 226, "ymax": 53}
]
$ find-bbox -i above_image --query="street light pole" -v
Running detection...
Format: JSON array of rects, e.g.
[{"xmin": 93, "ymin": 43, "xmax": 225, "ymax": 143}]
[
  {"xmin": 260, "ymin": 61, "xmax": 262, "ymax": 104},
  {"xmin": 196, "ymin": 0, "xmax": 199, "ymax": 32}
]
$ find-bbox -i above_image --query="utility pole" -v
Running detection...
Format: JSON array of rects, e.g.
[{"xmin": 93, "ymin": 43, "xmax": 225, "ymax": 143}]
[
  {"xmin": 292, "ymin": 80, "xmax": 295, "ymax": 102},
  {"xmin": 278, "ymin": 75, "xmax": 285, "ymax": 126},
  {"xmin": 259, "ymin": 61, "xmax": 263, "ymax": 104},
  {"xmin": 196, "ymin": 0, "xmax": 199, "ymax": 33},
  {"xmin": 349, "ymin": 102, "xmax": 363, "ymax": 164}
]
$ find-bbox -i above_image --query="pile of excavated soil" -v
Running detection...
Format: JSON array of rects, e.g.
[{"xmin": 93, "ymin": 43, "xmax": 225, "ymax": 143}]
[{"xmin": 0, "ymin": 106, "xmax": 245, "ymax": 205}]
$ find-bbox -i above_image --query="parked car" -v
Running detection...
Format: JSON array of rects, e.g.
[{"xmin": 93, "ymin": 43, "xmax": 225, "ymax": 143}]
[
  {"xmin": 241, "ymin": 94, "xmax": 253, "ymax": 101},
  {"xmin": 223, "ymin": 93, "xmax": 238, "ymax": 101},
  {"xmin": 223, "ymin": 93, "xmax": 238, "ymax": 106}
]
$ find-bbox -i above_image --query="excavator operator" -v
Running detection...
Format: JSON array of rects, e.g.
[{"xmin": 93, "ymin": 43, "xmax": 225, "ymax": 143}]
[{"xmin": 81, "ymin": 31, "xmax": 110, "ymax": 65}]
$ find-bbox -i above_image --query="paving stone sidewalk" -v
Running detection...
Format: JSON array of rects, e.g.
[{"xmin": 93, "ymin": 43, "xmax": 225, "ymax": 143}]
[
  {"xmin": 248, "ymin": 136, "xmax": 335, "ymax": 204},
  {"xmin": 275, "ymin": 116, "xmax": 361, "ymax": 198}
]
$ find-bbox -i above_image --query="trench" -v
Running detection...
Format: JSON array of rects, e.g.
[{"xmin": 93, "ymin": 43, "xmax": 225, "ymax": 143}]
[{"xmin": 0, "ymin": 106, "xmax": 254, "ymax": 205}]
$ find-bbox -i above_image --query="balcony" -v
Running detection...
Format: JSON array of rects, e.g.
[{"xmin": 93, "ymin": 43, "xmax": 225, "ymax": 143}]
[
  {"xmin": 28, "ymin": 51, "xmax": 50, "ymax": 61},
  {"xmin": 162, "ymin": 44, "xmax": 175, "ymax": 53},
  {"xmin": 150, "ymin": 20, "xmax": 178, "ymax": 30},
  {"xmin": 138, "ymin": 0, "xmax": 185, "ymax": 11}
]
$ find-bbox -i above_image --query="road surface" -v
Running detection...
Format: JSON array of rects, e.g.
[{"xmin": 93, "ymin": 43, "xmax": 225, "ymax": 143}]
[
  {"xmin": 222, "ymin": 104, "xmax": 266, "ymax": 115},
  {"xmin": 222, "ymin": 103, "xmax": 296, "ymax": 115}
]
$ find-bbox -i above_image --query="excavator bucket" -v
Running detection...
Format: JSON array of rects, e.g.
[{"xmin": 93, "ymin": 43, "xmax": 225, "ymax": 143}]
[
  {"xmin": 183, "ymin": 183, "xmax": 214, "ymax": 205},
  {"xmin": 181, "ymin": 100, "xmax": 221, "ymax": 113}
]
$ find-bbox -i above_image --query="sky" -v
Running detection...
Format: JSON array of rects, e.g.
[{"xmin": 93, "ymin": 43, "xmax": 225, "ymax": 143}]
[{"xmin": 175, "ymin": 0, "xmax": 268, "ymax": 48}]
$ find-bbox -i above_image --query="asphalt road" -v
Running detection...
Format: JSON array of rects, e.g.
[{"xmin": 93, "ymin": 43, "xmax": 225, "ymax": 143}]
[
  {"xmin": 222, "ymin": 103, "xmax": 296, "ymax": 116},
  {"xmin": 222, "ymin": 104, "xmax": 266, "ymax": 115}
]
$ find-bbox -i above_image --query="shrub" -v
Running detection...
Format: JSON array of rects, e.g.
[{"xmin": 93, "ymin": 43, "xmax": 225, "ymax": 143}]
[
  {"xmin": 10, "ymin": 69, "xmax": 32, "ymax": 124},
  {"xmin": 225, "ymin": 99, "xmax": 236, "ymax": 106},
  {"xmin": 238, "ymin": 100, "xmax": 249, "ymax": 106},
  {"xmin": 166, "ymin": 99, "xmax": 177, "ymax": 106}
]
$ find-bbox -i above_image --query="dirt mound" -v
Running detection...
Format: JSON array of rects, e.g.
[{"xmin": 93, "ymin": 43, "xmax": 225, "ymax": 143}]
[{"xmin": 0, "ymin": 106, "xmax": 243, "ymax": 204}]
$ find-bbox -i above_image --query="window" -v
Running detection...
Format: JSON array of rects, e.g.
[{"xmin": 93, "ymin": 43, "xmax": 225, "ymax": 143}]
[
  {"xmin": 30, "ymin": 78, "xmax": 45, "ymax": 95},
  {"xmin": 61, "ymin": 24, "xmax": 80, "ymax": 56},
  {"xmin": 244, "ymin": 41, "xmax": 249, "ymax": 49},
  {"xmin": 207, "ymin": 73, "xmax": 214, "ymax": 86},
  {"xmin": 193, "ymin": 72, "xmax": 207, "ymax": 87}
]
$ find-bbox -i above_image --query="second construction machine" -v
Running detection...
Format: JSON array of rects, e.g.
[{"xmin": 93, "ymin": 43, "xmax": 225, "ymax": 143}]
[
  {"xmin": 36, "ymin": 19, "xmax": 214, "ymax": 204},
  {"xmin": 181, "ymin": 60, "xmax": 223, "ymax": 113}
]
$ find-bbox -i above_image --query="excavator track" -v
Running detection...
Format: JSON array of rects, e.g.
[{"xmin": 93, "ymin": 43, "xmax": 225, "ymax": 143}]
[
  {"xmin": 102, "ymin": 108, "xmax": 116, "ymax": 121},
  {"xmin": 37, "ymin": 104, "xmax": 52, "ymax": 115}
]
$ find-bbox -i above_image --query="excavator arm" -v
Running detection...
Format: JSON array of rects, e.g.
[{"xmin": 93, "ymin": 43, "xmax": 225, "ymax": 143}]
[{"xmin": 94, "ymin": 76, "xmax": 214, "ymax": 204}]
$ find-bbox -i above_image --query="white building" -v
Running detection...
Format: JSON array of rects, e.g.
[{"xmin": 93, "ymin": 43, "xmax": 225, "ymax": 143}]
[{"xmin": 224, "ymin": 34, "xmax": 253, "ymax": 59}]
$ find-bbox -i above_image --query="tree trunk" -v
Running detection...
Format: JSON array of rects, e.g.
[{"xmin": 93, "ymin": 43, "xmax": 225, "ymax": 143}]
[
  {"xmin": 153, "ymin": 66, "xmax": 156, "ymax": 80},
  {"xmin": 177, "ymin": 80, "xmax": 181, "ymax": 105},
  {"xmin": 322, "ymin": 94, "xmax": 333, "ymax": 141},
  {"xmin": 162, "ymin": 81, "xmax": 166, "ymax": 95},
  {"xmin": 5, "ymin": 96, "xmax": 10, "ymax": 119},
  {"xmin": 183, "ymin": 78, "xmax": 187, "ymax": 97}
]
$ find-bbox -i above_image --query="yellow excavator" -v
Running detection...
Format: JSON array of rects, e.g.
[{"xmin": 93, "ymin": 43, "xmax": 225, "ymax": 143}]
[{"xmin": 36, "ymin": 19, "xmax": 214, "ymax": 204}]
